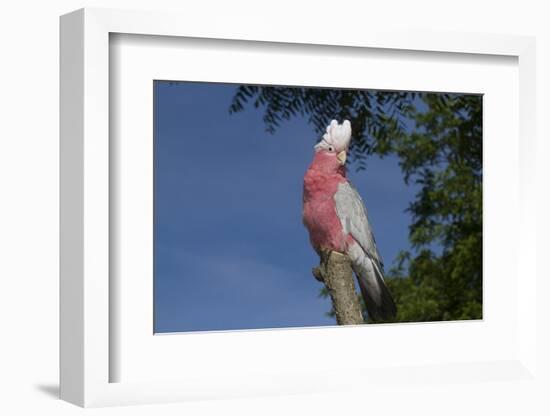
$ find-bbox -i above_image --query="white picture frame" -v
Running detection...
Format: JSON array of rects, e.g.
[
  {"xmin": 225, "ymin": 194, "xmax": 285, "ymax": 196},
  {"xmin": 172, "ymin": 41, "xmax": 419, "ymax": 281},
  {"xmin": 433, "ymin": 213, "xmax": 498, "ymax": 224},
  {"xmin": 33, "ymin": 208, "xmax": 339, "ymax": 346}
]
[{"xmin": 60, "ymin": 7, "xmax": 538, "ymax": 408}]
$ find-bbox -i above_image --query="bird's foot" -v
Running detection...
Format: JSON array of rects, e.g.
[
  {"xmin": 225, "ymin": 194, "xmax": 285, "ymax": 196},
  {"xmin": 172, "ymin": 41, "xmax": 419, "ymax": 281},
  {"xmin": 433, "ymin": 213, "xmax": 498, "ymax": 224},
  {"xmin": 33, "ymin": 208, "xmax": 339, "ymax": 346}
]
[
  {"xmin": 312, "ymin": 250, "xmax": 346, "ymax": 282},
  {"xmin": 312, "ymin": 266, "xmax": 324, "ymax": 282}
]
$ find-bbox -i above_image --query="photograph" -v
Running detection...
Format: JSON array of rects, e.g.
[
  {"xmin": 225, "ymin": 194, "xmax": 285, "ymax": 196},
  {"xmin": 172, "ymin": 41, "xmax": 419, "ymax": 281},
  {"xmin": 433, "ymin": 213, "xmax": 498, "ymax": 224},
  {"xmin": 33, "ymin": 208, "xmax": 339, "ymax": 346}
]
[{"xmin": 153, "ymin": 81, "xmax": 483, "ymax": 333}]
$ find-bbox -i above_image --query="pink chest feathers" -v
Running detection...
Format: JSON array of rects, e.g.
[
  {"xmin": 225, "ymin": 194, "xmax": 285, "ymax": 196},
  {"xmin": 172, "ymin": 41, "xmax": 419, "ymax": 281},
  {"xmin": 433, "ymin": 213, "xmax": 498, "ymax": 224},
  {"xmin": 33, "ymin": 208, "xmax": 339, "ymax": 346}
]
[{"xmin": 302, "ymin": 169, "xmax": 347, "ymax": 252}]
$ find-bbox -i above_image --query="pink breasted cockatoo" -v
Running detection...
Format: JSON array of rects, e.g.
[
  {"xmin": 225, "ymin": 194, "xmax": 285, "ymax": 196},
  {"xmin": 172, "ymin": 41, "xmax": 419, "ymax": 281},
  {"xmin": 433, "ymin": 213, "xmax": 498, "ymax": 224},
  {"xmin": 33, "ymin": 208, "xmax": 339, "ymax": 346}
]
[{"xmin": 302, "ymin": 120, "xmax": 397, "ymax": 321}]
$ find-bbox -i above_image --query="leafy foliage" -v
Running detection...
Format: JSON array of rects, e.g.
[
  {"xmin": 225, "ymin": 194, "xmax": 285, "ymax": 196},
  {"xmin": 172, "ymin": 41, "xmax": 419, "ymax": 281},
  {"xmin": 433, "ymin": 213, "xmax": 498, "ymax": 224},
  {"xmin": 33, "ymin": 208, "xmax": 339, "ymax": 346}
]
[
  {"xmin": 229, "ymin": 86, "xmax": 415, "ymax": 170},
  {"xmin": 229, "ymin": 85, "xmax": 482, "ymax": 323}
]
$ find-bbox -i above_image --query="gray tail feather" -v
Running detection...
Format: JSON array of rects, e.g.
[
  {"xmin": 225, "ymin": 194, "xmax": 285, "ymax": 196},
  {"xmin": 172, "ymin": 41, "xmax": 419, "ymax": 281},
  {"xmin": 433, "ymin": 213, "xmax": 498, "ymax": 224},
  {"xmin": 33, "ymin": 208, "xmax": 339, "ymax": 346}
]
[{"xmin": 356, "ymin": 261, "xmax": 397, "ymax": 322}]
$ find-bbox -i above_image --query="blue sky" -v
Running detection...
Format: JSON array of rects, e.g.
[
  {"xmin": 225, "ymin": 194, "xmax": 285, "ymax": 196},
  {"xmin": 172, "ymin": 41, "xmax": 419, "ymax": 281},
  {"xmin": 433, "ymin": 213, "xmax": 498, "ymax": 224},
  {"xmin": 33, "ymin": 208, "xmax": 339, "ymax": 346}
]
[{"xmin": 154, "ymin": 81, "xmax": 417, "ymax": 333}]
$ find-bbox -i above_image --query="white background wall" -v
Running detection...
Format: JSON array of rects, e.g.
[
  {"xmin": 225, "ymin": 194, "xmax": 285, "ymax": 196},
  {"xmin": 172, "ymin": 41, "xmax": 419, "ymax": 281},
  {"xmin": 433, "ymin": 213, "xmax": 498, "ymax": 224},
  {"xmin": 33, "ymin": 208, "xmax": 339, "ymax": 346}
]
[{"xmin": 1, "ymin": 0, "xmax": 548, "ymax": 414}]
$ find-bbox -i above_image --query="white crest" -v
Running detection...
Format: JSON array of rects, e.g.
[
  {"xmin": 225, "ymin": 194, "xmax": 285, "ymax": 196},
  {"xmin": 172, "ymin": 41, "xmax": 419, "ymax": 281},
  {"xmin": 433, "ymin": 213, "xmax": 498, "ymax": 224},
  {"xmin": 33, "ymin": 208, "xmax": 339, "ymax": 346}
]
[{"xmin": 314, "ymin": 119, "xmax": 352, "ymax": 152}]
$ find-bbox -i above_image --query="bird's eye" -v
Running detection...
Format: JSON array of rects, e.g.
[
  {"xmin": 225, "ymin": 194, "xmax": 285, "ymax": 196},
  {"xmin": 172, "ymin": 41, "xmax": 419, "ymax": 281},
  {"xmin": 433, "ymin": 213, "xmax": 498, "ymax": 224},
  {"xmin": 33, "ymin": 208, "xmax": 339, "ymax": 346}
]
[{"xmin": 328, "ymin": 146, "xmax": 334, "ymax": 152}]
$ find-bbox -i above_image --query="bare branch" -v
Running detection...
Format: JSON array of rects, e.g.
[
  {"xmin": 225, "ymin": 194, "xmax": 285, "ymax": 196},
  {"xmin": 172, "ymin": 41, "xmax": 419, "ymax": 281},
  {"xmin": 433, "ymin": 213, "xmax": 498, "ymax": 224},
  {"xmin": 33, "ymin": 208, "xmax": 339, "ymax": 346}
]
[{"xmin": 313, "ymin": 251, "xmax": 364, "ymax": 325}]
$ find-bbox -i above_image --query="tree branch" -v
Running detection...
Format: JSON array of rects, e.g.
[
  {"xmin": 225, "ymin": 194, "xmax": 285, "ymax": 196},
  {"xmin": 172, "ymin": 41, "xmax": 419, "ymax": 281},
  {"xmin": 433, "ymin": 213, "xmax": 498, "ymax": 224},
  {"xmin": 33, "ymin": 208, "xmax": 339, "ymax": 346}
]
[{"xmin": 312, "ymin": 251, "xmax": 364, "ymax": 325}]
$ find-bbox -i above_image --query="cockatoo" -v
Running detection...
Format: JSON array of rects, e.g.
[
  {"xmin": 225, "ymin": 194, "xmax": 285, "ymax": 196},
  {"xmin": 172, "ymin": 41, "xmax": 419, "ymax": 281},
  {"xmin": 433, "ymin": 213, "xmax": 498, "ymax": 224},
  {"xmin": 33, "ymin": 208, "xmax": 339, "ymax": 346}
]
[{"xmin": 302, "ymin": 120, "xmax": 397, "ymax": 321}]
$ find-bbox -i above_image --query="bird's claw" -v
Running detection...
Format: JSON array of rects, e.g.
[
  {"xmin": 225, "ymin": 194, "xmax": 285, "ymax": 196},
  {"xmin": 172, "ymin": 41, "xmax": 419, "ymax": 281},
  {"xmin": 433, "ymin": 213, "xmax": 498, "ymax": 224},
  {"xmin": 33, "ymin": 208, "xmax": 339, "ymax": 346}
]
[
  {"xmin": 312, "ymin": 266, "xmax": 324, "ymax": 282},
  {"xmin": 313, "ymin": 250, "xmax": 345, "ymax": 282}
]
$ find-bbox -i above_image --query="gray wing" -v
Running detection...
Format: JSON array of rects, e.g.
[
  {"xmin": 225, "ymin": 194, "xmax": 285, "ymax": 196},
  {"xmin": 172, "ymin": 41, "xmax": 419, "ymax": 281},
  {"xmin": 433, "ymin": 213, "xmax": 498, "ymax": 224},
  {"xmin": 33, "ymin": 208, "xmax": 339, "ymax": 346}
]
[{"xmin": 334, "ymin": 181, "xmax": 383, "ymax": 267}]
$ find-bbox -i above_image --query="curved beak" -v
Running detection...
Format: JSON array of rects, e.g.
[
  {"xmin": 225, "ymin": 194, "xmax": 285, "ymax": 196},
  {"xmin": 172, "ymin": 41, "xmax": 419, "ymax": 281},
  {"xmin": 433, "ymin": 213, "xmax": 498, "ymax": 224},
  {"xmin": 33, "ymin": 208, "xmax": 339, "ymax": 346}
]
[{"xmin": 337, "ymin": 150, "xmax": 347, "ymax": 165}]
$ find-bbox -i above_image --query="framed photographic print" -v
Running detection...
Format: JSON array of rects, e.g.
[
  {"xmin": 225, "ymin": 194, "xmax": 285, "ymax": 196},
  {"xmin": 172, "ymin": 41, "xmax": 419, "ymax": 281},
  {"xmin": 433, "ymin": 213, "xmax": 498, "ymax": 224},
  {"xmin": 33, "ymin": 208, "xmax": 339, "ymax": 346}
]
[{"xmin": 60, "ymin": 7, "xmax": 538, "ymax": 408}]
